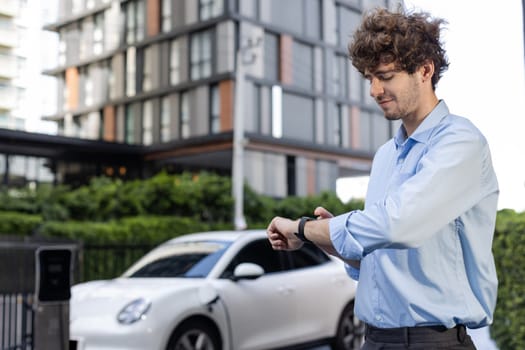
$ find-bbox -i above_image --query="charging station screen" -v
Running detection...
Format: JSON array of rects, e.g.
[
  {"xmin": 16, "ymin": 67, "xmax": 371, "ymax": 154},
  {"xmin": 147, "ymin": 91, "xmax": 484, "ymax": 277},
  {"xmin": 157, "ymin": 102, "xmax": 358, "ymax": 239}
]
[{"xmin": 37, "ymin": 249, "xmax": 72, "ymax": 302}]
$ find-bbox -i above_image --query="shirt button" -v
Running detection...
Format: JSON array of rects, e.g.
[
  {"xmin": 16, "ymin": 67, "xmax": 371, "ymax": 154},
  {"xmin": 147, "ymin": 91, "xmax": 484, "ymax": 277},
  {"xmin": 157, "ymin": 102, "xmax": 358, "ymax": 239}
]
[{"xmin": 375, "ymin": 315, "xmax": 382, "ymax": 321}]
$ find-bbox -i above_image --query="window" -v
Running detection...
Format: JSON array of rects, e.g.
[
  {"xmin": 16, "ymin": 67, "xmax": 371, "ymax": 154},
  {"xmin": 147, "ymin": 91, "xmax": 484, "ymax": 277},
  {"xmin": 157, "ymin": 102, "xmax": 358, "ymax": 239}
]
[
  {"xmin": 326, "ymin": 103, "xmax": 342, "ymax": 146},
  {"xmin": 190, "ymin": 30, "xmax": 212, "ymax": 80},
  {"xmin": 372, "ymin": 112, "xmax": 391, "ymax": 150},
  {"xmin": 58, "ymin": 29, "xmax": 66, "ymax": 66},
  {"xmin": 220, "ymin": 239, "xmax": 287, "ymax": 279},
  {"xmin": 160, "ymin": 96, "xmax": 171, "ymax": 142},
  {"xmin": 126, "ymin": 47, "xmax": 136, "ymax": 96},
  {"xmin": 268, "ymin": 0, "xmax": 302, "ymax": 34},
  {"xmin": 79, "ymin": 17, "xmax": 93, "ymax": 60},
  {"xmin": 271, "ymin": 85, "xmax": 282, "ymax": 138},
  {"xmin": 161, "ymin": 0, "xmax": 172, "ymax": 32},
  {"xmin": 170, "ymin": 38, "xmax": 181, "ymax": 85},
  {"xmin": 238, "ymin": 0, "xmax": 259, "ymax": 18},
  {"xmin": 282, "ymin": 92, "xmax": 314, "ymax": 142},
  {"xmin": 199, "ymin": 0, "xmax": 223, "ymax": 21},
  {"xmin": 180, "ymin": 92, "xmax": 190, "ymax": 138},
  {"xmin": 84, "ymin": 66, "xmax": 93, "ymax": 106},
  {"xmin": 93, "ymin": 12, "xmax": 104, "ymax": 55},
  {"xmin": 143, "ymin": 46, "xmax": 153, "ymax": 92},
  {"xmin": 210, "ymin": 85, "xmax": 220, "ymax": 133},
  {"xmin": 358, "ymin": 110, "xmax": 372, "ymax": 151},
  {"xmin": 125, "ymin": 0, "xmax": 145, "ymax": 45},
  {"xmin": 292, "ymin": 41, "xmax": 313, "ymax": 90},
  {"xmin": 334, "ymin": 54, "xmax": 348, "ymax": 98},
  {"xmin": 125, "ymin": 104, "xmax": 136, "ymax": 143},
  {"xmin": 288, "ymin": 243, "xmax": 330, "ymax": 269},
  {"xmin": 304, "ymin": 0, "xmax": 321, "ymax": 39},
  {"xmin": 336, "ymin": 5, "xmax": 361, "ymax": 48},
  {"xmin": 142, "ymin": 100, "xmax": 153, "ymax": 145},
  {"xmin": 264, "ymin": 32, "xmax": 279, "ymax": 81},
  {"xmin": 362, "ymin": 0, "xmax": 387, "ymax": 10},
  {"xmin": 349, "ymin": 64, "xmax": 363, "ymax": 102}
]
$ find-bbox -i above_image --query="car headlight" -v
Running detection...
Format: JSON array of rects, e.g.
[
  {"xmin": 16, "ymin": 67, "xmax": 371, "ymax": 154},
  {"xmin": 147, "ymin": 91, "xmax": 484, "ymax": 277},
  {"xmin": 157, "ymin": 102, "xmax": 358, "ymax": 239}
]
[{"xmin": 117, "ymin": 298, "xmax": 151, "ymax": 325}]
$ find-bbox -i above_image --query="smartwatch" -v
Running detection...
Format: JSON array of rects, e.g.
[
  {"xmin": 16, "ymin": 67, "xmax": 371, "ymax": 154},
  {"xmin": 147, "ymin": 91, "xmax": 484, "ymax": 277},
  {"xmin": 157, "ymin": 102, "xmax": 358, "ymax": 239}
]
[{"xmin": 294, "ymin": 216, "xmax": 314, "ymax": 243}]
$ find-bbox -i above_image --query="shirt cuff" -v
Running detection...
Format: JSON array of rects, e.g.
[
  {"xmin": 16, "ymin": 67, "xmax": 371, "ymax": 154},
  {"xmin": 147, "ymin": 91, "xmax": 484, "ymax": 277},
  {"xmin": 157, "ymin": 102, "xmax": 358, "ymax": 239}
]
[{"xmin": 329, "ymin": 211, "xmax": 364, "ymax": 261}]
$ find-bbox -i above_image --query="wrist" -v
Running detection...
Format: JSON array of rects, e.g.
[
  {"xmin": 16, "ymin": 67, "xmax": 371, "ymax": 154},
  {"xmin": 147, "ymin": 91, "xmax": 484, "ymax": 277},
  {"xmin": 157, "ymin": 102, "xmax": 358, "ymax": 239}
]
[{"xmin": 294, "ymin": 216, "xmax": 314, "ymax": 243}]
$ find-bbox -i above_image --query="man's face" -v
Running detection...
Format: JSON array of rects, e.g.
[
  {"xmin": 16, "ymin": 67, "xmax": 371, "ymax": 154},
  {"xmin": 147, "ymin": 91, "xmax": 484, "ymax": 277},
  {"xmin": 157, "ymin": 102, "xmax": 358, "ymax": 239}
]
[{"xmin": 364, "ymin": 62, "xmax": 422, "ymax": 121}]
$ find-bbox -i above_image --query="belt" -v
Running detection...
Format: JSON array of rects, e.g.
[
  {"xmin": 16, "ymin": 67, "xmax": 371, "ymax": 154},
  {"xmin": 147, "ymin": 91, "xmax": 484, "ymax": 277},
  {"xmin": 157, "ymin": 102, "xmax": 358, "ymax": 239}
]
[{"xmin": 365, "ymin": 324, "xmax": 467, "ymax": 344}]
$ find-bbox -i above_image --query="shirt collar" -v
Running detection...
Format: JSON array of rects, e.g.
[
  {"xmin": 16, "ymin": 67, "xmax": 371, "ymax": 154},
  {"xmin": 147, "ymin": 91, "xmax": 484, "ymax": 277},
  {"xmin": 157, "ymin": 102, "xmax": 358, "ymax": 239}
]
[{"xmin": 394, "ymin": 100, "xmax": 449, "ymax": 147}]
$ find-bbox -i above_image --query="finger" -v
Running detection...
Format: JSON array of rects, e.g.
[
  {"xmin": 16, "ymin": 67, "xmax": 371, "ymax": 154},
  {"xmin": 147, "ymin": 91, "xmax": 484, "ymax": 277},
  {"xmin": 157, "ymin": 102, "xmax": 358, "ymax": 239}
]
[{"xmin": 314, "ymin": 206, "xmax": 334, "ymax": 219}]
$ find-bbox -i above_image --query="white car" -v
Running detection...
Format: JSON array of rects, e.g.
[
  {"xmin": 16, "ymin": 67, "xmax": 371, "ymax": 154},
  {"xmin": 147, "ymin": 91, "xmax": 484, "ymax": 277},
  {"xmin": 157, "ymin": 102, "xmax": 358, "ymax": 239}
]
[{"xmin": 70, "ymin": 230, "xmax": 364, "ymax": 350}]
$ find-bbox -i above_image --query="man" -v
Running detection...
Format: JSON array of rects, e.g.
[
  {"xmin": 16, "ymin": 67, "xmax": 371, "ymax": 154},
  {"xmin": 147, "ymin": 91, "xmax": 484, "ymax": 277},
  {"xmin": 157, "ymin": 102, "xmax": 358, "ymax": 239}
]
[{"xmin": 267, "ymin": 7, "xmax": 499, "ymax": 350}]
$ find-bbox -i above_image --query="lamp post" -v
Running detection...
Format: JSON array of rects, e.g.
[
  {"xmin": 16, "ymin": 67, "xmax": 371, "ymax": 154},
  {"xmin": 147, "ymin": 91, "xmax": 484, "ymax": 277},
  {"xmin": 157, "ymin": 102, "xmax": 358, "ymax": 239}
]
[{"xmin": 232, "ymin": 47, "xmax": 247, "ymax": 231}]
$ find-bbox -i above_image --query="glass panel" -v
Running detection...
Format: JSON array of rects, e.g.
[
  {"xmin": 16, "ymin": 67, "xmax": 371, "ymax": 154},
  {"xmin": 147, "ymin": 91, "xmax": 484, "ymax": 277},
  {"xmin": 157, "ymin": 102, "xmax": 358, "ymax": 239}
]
[
  {"xmin": 161, "ymin": 96, "xmax": 171, "ymax": 142},
  {"xmin": 170, "ymin": 39, "xmax": 181, "ymax": 85},
  {"xmin": 292, "ymin": 41, "xmax": 313, "ymax": 90},
  {"xmin": 143, "ymin": 46, "xmax": 152, "ymax": 91},
  {"xmin": 190, "ymin": 30, "xmax": 212, "ymax": 80},
  {"xmin": 304, "ymin": 0, "xmax": 321, "ymax": 39},
  {"xmin": 126, "ymin": 47, "xmax": 136, "ymax": 96},
  {"xmin": 143, "ymin": 100, "xmax": 153, "ymax": 145},
  {"xmin": 210, "ymin": 85, "xmax": 220, "ymax": 133},
  {"xmin": 200, "ymin": 0, "xmax": 223, "ymax": 20},
  {"xmin": 161, "ymin": 0, "xmax": 172, "ymax": 32},
  {"xmin": 125, "ymin": 104, "xmax": 135, "ymax": 143},
  {"xmin": 282, "ymin": 93, "xmax": 314, "ymax": 142},
  {"xmin": 337, "ymin": 6, "xmax": 361, "ymax": 48},
  {"xmin": 93, "ymin": 12, "xmax": 104, "ymax": 55},
  {"xmin": 264, "ymin": 32, "xmax": 278, "ymax": 81},
  {"xmin": 180, "ymin": 92, "xmax": 190, "ymax": 138},
  {"xmin": 268, "ymin": 0, "xmax": 302, "ymax": 34}
]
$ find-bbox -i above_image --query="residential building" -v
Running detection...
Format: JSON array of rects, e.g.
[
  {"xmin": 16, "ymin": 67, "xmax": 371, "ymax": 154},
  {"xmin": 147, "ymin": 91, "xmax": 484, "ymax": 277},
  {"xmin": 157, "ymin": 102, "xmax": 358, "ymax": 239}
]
[{"xmin": 2, "ymin": 0, "xmax": 403, "ymax": 197}]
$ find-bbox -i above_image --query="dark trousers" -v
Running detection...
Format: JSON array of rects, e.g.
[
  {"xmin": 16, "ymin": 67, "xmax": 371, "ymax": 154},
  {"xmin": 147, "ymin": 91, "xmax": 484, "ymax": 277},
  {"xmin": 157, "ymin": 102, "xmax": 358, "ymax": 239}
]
[{"xmin": 361, "ymin": 324, "xmax": 476, "ymax": 349}]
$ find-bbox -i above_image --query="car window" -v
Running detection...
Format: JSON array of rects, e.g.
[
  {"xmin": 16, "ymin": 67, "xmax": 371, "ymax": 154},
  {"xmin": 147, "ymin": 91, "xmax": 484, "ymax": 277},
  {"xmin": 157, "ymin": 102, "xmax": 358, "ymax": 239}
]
[
  {"xmin": 125, "ymin": 241, "xmax": 230, "ymax": 278},
  {"xmin": 286, "ymin": 243, "xmax": 331, "ymax": 270},
  {"xmin": 220, "ymin": 239, "xmax": 287, "ymax": 279}
]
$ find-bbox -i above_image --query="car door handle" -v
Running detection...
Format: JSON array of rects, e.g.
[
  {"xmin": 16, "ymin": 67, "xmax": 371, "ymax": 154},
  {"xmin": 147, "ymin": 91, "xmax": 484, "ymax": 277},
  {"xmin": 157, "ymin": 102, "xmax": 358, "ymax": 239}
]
[{"xmin": 278, "ymin": 286, "xmax": 294, "ymax": 295}]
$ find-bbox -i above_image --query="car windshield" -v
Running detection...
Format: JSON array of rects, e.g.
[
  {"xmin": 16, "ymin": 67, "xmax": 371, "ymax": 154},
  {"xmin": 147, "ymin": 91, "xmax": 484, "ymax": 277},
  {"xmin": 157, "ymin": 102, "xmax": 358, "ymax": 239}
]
[{"xmin": 124, "ymin": 240, "xmax": 231, "ymax": 278}]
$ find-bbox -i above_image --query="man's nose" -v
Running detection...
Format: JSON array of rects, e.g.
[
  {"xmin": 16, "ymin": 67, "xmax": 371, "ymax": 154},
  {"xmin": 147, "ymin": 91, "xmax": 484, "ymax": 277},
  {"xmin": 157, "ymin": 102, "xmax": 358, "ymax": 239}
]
[{"xmin": 369, "ymin": 78, "xmax": 384, "ymax": 98}]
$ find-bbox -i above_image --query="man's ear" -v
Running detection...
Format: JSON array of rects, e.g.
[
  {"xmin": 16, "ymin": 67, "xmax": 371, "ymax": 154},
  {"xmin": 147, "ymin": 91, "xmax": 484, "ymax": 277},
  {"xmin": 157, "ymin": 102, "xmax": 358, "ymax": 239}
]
[{"xmin": 419, "ymin": 60, "xmax": 435, "ymax": 84}]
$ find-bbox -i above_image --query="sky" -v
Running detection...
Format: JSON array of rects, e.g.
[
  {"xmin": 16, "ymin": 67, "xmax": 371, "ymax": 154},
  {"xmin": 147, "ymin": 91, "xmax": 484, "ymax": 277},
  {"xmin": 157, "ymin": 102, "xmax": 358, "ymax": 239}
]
[{"xmin": 338, "ymin": 0, "xmax": 525, "ymax": 213}]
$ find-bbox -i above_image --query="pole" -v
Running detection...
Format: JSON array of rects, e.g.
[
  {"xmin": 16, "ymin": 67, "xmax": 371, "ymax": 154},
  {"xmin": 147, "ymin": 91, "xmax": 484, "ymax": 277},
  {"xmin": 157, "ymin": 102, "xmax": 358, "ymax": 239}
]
[{"xmin": 232, "ymin": 48, "xmax": 247, "ymax": 230}]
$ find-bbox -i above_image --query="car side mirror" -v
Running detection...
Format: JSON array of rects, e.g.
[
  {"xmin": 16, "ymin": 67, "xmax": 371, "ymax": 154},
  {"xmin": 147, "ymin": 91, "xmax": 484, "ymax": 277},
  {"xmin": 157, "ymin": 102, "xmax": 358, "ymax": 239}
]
[{"xmin": 232, "ymin": 263, "xmax": 264, "ymax": 281}]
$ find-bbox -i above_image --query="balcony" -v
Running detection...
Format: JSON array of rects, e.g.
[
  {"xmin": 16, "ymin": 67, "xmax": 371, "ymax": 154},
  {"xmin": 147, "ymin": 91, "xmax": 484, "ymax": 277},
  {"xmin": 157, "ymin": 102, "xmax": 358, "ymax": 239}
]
[
  {"xmin": 0, "ymin": 54, "xmax": 17, "ymax": 79},
  {"xmin": 0, "ymin": 85, "xmax": 17, "ymax": 110}
]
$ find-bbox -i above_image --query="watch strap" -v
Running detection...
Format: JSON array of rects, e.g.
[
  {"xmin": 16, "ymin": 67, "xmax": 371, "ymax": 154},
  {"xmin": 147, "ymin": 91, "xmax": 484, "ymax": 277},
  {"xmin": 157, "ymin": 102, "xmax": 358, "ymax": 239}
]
[{"xmin": 294, "ymin": 216, "xmax": 314, "ymax": 243}]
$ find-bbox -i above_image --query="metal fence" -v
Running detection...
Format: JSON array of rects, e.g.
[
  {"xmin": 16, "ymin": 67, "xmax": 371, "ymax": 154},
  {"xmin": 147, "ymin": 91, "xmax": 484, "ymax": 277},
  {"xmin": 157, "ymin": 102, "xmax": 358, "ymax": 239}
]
[
  {"xmin": 0, "ymin": 293, "xmax": 33, "ymax": 350},
  {"xmin": 0, "ymin": 241, "xmax": 153, "ymax": 350},
  {"xmin": 79, "ymin": 243, "xmax": 154, "ymax": 282}
]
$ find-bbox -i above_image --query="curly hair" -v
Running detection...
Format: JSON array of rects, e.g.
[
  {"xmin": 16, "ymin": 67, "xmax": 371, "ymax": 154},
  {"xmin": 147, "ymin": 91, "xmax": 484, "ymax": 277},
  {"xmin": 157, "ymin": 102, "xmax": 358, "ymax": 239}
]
[{"xmin": 348, "ymin": 8, "xmax": 449, "ymax": 90}]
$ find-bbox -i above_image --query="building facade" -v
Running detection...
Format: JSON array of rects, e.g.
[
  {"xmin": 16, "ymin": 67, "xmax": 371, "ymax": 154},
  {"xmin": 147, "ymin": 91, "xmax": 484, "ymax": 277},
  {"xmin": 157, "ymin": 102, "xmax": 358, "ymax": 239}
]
[
  {"xmin": 0, "ymin": 0, "xmax": 27, "ymax": 131},
  {"xmin": 41, "ymin": 0, "xmax": 400, "ymax": 198}
]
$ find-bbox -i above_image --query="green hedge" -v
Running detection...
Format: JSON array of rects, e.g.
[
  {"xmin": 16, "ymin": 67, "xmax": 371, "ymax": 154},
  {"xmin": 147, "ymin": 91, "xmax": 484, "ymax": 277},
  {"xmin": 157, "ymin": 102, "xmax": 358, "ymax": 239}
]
[
  {"xmin": 0, "ymin": 211, "xmax": 43, "ymax": 236},
  {"xmin": 37, "ymin": 216, "xmax": 220, "ymax": 244},
  {"xmin": 491, "ymin": 209, "xmax": 525, "ymax": 350}
]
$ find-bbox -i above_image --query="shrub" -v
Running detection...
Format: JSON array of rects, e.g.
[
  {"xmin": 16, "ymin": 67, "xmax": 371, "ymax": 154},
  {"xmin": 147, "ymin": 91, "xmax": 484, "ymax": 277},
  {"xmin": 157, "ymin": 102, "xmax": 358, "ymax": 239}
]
[
  {"xmin": 491, "ymin": 209, "xmax": 525, "ymax": 349},
  {"xmin": 0, "ymin": 211, "xmax": 42, "ymax": 236}
]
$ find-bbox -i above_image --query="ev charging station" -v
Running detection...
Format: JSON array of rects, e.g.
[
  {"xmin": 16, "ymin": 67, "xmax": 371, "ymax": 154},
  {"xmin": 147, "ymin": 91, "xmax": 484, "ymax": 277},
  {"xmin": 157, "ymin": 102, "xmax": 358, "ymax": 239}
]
[
  {"xmin": 34, "ymin": 246, "xmax": 74, "ymax": 350},
  {"xmin": 0, "ymin": 239, "xmax": 76, "ymax": 350}
]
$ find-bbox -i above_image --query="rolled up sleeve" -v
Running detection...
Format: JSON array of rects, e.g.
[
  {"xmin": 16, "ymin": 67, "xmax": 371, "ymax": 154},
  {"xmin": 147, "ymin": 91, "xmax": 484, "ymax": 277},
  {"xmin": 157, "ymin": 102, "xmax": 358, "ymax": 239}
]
[{"xmin": 330, "ymin": 211, "xmax": 364, "ymax": 280}]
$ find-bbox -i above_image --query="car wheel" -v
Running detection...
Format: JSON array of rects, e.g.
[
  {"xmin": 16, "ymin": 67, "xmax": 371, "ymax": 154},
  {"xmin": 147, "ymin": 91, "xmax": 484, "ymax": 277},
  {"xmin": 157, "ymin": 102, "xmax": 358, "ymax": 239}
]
[
  {"xmin": 331, "ymin": 301, "xmax": 365, "ymax": 350},
  {"xmin": 166, "ymin": 320, "xmax": 221, "ymax": 350}
]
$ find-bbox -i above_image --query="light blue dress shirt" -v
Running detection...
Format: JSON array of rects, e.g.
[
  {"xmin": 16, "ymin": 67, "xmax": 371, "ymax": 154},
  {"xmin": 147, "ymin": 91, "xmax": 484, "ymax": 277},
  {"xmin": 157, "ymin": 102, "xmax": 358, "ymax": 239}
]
[{"xmin": 330, "ymin": 101, "xmax": 499, "ymax": 329}]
